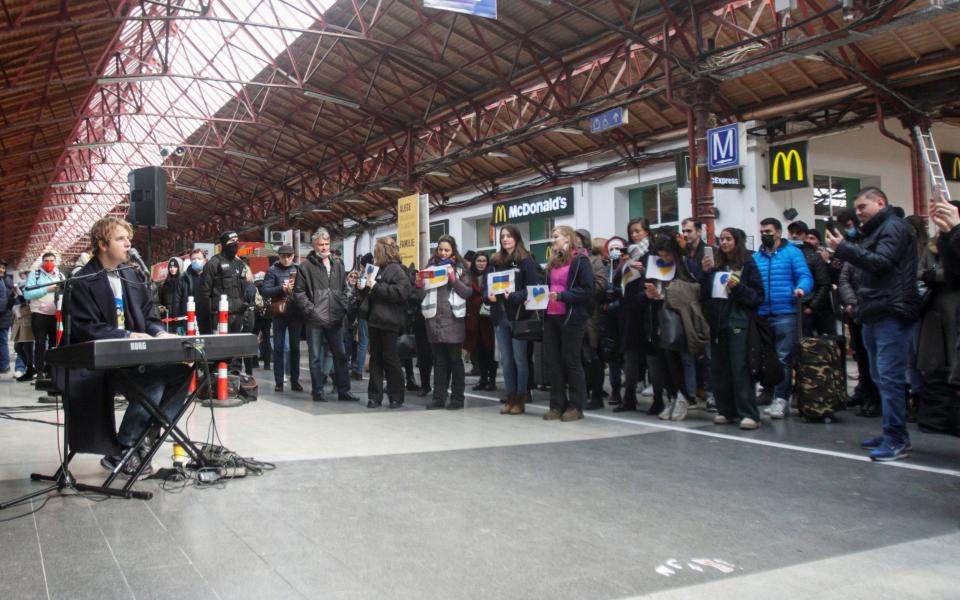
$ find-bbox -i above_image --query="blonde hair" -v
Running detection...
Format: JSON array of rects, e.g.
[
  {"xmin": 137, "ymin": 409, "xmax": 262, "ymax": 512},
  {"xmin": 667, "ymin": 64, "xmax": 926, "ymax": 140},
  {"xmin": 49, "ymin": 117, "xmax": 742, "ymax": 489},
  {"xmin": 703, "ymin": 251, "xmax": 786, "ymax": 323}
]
[
  {"xmin": 373, "ymin": 237, "xmax": 401, "ymax": 267},
  {"xmin": 90, "ymin": 217, "xmax": 133, "ymax": 256},
  {"xmin": 591, "ymin": 237, "xmax": 607, "ymax": 256},
  {"xmin": 548, "ymin": 225, "xmax": 581, "ymax": 270}
]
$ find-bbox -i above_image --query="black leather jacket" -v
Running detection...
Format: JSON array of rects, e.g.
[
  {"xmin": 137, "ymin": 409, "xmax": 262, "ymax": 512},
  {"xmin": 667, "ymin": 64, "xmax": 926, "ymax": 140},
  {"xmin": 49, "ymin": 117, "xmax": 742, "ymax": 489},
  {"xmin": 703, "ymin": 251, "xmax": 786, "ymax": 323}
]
[{"xmin": 835, "ymin": 207, "xmax": 920, "ymax": 323}]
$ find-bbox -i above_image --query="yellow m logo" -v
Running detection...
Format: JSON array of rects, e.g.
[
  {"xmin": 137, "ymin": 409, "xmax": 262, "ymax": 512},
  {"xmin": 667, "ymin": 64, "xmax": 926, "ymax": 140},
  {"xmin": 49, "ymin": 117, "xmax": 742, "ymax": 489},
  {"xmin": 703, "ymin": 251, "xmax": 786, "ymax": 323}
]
[
  {"xmin": 953, "ymin": 156, "xmax": 960, "ymax": 181},
  {"xmin": 493, "ymin": 204, "xmax": 507, "ymax": 224},
  {"xmin": 772, "ymin": 149, "xmax": 803, "ymax": 185}
]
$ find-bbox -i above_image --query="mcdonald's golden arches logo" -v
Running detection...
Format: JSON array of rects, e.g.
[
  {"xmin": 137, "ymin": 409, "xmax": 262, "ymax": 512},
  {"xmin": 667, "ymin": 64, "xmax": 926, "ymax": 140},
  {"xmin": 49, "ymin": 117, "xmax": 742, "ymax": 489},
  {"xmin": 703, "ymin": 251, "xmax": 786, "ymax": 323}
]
[
  {"xmin": 943, "ymin": 153, "xmax": 960, "ymax": 183},
  {"xmin": 769, "ymin": 141, "xmax": 809, "ymax": 191},
  {"xmin": 493, "ymin": 203, "xmax": 508, "ymax": 225}
]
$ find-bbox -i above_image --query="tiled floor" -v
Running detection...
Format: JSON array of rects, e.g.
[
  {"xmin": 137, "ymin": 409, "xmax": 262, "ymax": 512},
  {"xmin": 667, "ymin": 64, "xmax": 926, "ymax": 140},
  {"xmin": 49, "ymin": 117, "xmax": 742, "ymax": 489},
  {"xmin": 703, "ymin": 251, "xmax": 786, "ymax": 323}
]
[{"xmin": 1, "ymin": 354, "xmax": 959, "ymax": 599}]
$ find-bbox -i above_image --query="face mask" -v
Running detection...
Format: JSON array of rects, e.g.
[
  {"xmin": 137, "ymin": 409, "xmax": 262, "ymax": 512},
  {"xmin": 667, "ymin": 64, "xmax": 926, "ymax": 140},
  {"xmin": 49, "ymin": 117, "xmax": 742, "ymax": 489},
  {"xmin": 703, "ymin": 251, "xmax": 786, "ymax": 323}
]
[
  {"xmin": 790, "ymin": 239, "xmax": 803, "ymax": 247},
  {"xmin": 191, "ymin": 260, "xmax": 203, "ymax": 272},
  {"xmin": 760, "ymin": 234, "xmax": 776, "ymax": 249},
  {"xmin": 223, "ymin": 243, "xmax": 238, "ymax": 259},
  {"xmin": 42, "ymin": 262, "xmax": 55, "ymax": 274},
  {"xmin": 845, "ymin": 227, "xmax": 858, "ymax": 238},
  {"xmin": 609, "ymin": 249, "xmax": 621, "ymax": 261}
]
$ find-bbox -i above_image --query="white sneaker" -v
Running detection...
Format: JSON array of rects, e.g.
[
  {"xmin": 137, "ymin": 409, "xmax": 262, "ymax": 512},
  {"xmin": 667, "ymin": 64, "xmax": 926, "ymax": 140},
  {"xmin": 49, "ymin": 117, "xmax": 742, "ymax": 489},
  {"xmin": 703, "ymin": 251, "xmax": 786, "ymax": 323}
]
[
  {"xmin": 740, "ymin": 418, "xmax": 760, "ymax": 430},
  {"xmin": 713, "ymin": 414, "xmax": 733, "ymax": 425},
  {"xmin": 641, "ymin": 385, "xmax": 654, "ymax": 397},
  {"xmin": 13, "ymin": 371, "xmax": 23, "ymax": 379},
  {"xmin": 768, "ymin": 397, "xmax": 787, "ymax": 419},
  {"xmin": 670, "ymin": 397, "xmax": 689, "ymax": 421},
  {"xmin": 705, "ymin": 392, "xmax": 717, "ymax": 413},
  {"xmin": 658, "ymin": 401, "xmax": 672, "ymax": 420}
]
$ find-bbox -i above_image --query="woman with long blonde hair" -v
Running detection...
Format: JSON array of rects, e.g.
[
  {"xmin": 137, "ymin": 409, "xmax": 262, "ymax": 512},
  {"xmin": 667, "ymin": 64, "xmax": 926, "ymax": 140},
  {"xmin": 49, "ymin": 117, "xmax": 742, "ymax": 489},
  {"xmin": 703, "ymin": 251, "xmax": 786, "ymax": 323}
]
[{"xmin": 542, "ymin": 226, "xmax": 595, "ymax": 422}]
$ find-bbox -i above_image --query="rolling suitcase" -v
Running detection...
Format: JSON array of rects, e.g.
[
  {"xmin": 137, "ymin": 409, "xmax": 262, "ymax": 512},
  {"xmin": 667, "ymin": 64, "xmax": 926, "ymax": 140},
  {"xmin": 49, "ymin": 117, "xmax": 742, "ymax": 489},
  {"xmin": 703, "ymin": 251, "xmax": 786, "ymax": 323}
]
[{"xmin": 793, "ymin": 304, "xmax": 847, "ymax": 422}]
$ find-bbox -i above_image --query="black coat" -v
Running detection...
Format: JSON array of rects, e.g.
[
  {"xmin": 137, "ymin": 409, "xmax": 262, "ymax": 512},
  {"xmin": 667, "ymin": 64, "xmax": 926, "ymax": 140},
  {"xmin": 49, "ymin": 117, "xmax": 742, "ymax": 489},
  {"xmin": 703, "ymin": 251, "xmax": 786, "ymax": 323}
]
[
  {"xmin": 173, "ymin": 268, "xmax": 201, "ymax": 322},
  {"xmin": 835, "ymin": 207, "xmax": 920, "ymax": 323},
  {"xmin": 262, "ymin": 261, "xmax": 303, "ymax": 319},
  {"xmin": 292, "ymin": 252, "xmax": 346, "ymax": 327},
  {"xmin": 699, "ymin": 257, "xmax": 765, "ymax": 335},
  {"xmin": 360, "ymin": 262, "xmax": 412, "ymax": 332},
  {"xmin": 611, "ymin": 257, "xmax": 648, "ymax": 354},
  {"xmin": 0, "ymin": 274, "xmax": 11, "ymax": 330},
  {"xmin": 482, "ymin": 255, "xmax": 541, "ymax": 325},
  {"xmin": 798, "ymin": 242, "xmax": 832, "ymax": 313},
  {"xmin": 57, "ymin": 256, "xmax": 165, "ymax": 456},
  {"xmin": 546, "ymin": 253, "xmax": 594, "ymax": 326}
]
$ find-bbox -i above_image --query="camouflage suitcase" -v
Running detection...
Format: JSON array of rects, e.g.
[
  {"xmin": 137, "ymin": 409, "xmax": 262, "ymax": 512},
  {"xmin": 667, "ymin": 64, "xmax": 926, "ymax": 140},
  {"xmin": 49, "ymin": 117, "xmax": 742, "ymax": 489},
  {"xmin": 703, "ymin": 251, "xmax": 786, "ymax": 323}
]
[{"xmin": 795, "ymin": 335, "xmax": 847, "ymax": 422}]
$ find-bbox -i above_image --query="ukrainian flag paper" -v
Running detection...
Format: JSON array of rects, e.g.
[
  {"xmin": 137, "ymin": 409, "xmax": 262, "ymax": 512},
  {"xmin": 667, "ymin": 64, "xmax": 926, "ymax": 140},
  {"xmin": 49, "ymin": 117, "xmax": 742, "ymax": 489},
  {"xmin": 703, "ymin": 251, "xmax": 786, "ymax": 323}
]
[
  {"xmin": 487, "ymin": 270, "xmax": 516, "ymax": 295},
  {"xmin": 421, "ymin": 266, "xmax": 448, "ymax": 290},
  {"xmin": 525, "ymin": 285, "xmax": 548, "ymax": 310}
]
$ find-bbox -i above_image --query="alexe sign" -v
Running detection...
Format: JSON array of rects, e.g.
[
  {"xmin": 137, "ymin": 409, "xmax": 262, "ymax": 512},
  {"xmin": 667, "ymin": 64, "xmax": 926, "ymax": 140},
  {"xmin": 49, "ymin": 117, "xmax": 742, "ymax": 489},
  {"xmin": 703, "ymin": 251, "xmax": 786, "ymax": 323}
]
[{"xmin": 492, "ymin": 187, "xmax": 575, "ymax": 225}]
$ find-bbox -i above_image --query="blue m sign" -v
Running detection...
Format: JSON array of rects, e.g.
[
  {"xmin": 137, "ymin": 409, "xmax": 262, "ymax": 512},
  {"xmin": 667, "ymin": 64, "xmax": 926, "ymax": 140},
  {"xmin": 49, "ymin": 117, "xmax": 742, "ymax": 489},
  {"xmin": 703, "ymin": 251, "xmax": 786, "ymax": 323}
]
[{"xmin": 707, "ymin": 123, "xmax": 742, "ymax": 172}]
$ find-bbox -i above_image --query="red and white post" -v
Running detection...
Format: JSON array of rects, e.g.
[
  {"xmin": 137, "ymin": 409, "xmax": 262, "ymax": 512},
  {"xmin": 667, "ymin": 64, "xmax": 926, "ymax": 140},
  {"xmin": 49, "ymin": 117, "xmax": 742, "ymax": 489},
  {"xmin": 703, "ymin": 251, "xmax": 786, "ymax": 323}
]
[
  {"xmin": 216, "ymin": 294, "xmax": 229, "ymax": 402},
  {"xmin": 186, "ymin": 296, "xmax": 197, "ymax": 393}
]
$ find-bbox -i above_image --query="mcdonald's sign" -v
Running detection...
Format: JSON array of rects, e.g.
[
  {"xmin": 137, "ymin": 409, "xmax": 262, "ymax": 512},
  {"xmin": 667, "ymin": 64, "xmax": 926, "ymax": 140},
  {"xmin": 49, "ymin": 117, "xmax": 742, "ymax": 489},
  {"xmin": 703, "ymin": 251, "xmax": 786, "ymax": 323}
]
[
  {"xmin": 769, "ymin": 141, "xmax": 809, "ymax": 191},
  {"xmin": 943, "ymin": 153, "xmax": 960, "ymax": 182},
  {"xmin": 491, "ymin": 187, "xmax": 574, "ymax": 225}
]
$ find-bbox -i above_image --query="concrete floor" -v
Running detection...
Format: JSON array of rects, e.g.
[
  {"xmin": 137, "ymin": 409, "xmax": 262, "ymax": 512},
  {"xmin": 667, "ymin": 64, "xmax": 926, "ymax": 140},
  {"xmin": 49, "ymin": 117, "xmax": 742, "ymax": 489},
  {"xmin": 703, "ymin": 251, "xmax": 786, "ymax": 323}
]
[{"xmin": 1, "ymin": 356, "xmax": 959, "ymax": 600}]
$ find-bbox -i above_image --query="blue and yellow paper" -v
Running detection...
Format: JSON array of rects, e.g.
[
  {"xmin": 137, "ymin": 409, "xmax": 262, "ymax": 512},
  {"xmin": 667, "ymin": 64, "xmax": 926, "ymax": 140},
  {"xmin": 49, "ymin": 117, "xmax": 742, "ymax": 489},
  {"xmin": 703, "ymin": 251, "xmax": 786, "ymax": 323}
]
[
  {"xmin": 621, "ymin": 263, "xmax": 642, "ymax": 290},
  {"xmin": 421, "ymin": 266, "xmax": 448, "ymax": 290},
  {"xmin": 487, "ymin": 270, "xmax": 515, "ymax": 295},
  {"xmin": 525, "ymin": 285, "xmax": 548, "ymax": 310},
  {"xmin": 645, "ymin": 255, "xmax": 676, "ymax": 281}
]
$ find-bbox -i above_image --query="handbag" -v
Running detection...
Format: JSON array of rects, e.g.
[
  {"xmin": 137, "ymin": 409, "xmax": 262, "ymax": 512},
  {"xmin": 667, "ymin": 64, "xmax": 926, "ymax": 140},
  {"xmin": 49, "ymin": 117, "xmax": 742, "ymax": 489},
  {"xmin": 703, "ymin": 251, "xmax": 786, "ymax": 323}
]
[
  {"xmin": 658, "ymin": 307, "xmax": 686, "ymax": 351},
  {"xmin": 397, "ymin": 333, "xmax": 417, "ymax": 359},
  {"xmin": 271, "ymin": 297, "xmax": 288, "ymax": 318},
  {"xmin": 511, "ymin": 303, "xmax": 543, "ymax": 342}
]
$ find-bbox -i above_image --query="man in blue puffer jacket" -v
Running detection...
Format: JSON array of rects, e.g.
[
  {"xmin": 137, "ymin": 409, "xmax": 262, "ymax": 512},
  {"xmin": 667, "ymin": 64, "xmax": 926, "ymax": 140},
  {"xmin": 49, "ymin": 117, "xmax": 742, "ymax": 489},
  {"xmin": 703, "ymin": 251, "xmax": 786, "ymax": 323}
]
[{"xmin": 754, "ymin": 217, "xmax": 814, "ymax": 419}]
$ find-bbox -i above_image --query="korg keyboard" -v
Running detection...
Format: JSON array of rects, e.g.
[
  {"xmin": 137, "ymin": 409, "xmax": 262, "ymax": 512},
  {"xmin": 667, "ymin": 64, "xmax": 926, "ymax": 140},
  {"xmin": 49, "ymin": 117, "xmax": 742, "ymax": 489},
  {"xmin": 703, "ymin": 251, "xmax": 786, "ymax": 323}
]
[{"xmin": 46, "ymin": 334, "xmax": 257, "ymax": 371}]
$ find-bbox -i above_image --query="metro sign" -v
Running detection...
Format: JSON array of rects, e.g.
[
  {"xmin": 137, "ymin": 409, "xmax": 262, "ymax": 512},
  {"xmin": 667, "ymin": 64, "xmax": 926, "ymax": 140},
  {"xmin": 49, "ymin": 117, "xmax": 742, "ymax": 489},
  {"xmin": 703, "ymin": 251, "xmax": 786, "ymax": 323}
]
[{"xmin": 707, "ymin": 123, "xmax": 743, "ymax": 172}]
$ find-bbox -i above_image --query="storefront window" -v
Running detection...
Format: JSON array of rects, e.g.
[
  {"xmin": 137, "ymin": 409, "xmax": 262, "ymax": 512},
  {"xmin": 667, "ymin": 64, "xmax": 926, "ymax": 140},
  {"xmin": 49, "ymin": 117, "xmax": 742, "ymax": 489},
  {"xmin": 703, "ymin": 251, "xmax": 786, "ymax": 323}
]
[
  {"xmin": 813, "ymin": 175, "xmax": 859, "ymax": 233},
  {"xmin": 629, "ymin": 181, "xmax": 680, "ymax": 230}
]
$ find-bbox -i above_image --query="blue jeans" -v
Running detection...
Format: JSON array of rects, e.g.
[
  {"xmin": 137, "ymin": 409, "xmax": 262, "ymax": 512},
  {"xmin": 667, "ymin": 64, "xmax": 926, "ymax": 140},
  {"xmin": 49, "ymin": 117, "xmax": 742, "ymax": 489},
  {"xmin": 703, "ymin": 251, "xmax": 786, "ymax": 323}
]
[
  {"xmin": 115, "ymin": 364, "xmax": 192, "ymax": 449},
  {"xmin": 768, "ymin": 313, "xmax": 799, "ymax": 400},
  {"xmin": 0, "ymin": 327, "xmax": 9, "ymax": 370},
  {"xmin": 907, "ymin": 319, "xmax": 923, "ymax": 395},
  {"xmin": 353, "ymin": 319, "xmax": 368, "ymax": 375},
  {"xmin": 862, "ymin": 317, "xmax": 912, "ymax": 444},
  {"xmin": 495, "ymin": 320, "xmax": 529, "ymax": 395},
  {"xmin": 272, "ymin": 317, "xmax": 304, "ymax": 386},
  {"xmin": 307, "ymin": 324, "xmax": 349, "ymax": 396}
]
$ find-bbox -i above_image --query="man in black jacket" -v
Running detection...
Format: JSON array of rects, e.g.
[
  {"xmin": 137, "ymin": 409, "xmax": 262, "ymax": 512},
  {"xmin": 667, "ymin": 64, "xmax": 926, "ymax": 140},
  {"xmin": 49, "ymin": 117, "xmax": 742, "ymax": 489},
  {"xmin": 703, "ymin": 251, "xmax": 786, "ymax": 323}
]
[
  {"xmin": 826, "ymin": 188, "xmax": 919, "ymax": 462},
  {"xmin": 68, "ymin": 217, "xmax": 188, "ymax": 478},
  {"xmin": 261, "ymin": 245, "xmax": 305, "ymax": 393},
  {"xmin": 787, "ymin": 220, "xmax": 834, "ymax": 336},
  {"xmin": 200, "ymin": 232, "xmax": 255, "ymax": 374},
  {"xmin": 292, "ymin": 228, "xmax": 356, "ymax": 402},
  {"xmin": 174, "ymin": 248, "xmax": 206, "ymax": 329}
]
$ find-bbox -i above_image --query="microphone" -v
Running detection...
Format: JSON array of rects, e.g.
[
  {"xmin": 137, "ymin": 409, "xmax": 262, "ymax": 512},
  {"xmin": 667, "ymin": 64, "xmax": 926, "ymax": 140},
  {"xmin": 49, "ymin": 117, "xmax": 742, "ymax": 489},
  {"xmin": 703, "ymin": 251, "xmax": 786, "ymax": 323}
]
[{"xmin": 128, "ymin": 248, "xmax": 150, "ymax": 276}]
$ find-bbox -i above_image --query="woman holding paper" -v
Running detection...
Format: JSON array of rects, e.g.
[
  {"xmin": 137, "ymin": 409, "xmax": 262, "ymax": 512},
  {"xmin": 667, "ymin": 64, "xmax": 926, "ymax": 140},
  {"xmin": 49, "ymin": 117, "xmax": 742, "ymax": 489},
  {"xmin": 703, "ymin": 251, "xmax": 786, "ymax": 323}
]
[
  {"xmin": 541, "ymin": 226, "xmax": 595, "ymax": 422},
  {"xmin": 484, "ymin": 224, "xmax": 541, "ymax": 415},
  {"xmin": 700, "ymin": 227, "xmax": 765, "ymax": 429},
  {"xmin": 359, "ymin": 237, "xmax": 413, "ymax": 409},
  {"xmin": 416, "ymin": 235, "xmax": 473, "ymax": 410},
  {"xmin": 610, "ymin": 218, "xmax": 655, "ymax": 414}
]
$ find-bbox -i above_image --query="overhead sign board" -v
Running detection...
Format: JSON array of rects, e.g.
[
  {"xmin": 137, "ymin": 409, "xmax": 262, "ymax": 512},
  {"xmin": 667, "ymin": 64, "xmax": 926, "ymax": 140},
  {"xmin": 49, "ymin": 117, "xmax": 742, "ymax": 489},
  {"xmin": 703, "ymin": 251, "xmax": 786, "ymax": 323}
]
[
  {"xmin": 769, "ymin": 141, "xmax": 809, "ymax": 191},
  {"xmin": 591, "ymin": 107, "xmax": 629, "ymax": 134},
  {"xmin": 707, "ymin": 123, "xmax": 743, "ymax": 172},
  {"xmin": 675, "ymin": 153, "xmax": 743, "ymax": 189},
  {"xmin": 942, "ymin": 152, "xmax": 960, "ymax": 182},
  {"xmin": 492, "ymin": 187, "xmax": 575, "ymax": 225},
  {"xmin": 423, "ymin": 0, "xmax": 496, "ymax": 19}
]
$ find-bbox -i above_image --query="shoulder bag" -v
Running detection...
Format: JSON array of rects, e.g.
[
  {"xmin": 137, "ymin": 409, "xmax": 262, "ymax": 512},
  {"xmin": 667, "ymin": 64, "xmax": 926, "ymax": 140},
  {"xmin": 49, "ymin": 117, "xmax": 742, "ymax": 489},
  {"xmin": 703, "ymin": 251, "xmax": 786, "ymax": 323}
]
[{"xmin": 511, "ymin": 302, "xmax": 543, "ymax": 342}]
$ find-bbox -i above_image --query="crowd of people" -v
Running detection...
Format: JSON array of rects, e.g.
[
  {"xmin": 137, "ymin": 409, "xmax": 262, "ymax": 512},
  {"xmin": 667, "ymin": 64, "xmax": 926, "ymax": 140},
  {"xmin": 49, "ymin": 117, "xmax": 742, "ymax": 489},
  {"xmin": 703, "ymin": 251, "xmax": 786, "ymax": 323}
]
[{"xmin": 3, "ymin": 187, "xmax": 959, "ymax": 468}]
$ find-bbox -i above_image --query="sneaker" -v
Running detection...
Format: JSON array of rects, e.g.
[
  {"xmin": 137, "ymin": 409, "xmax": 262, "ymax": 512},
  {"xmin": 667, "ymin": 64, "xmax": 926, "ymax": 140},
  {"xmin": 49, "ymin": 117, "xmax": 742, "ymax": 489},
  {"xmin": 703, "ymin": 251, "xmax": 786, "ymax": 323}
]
[
  {"xmin": 13, "ymin": 371, "xmax": 23, "ymax": 379},
  {"xmin": 658, "ymin": 401, "xmax": 672, "ymax": 421},
  {"xmin": 704, "ymin": 392, "xmax": 717, "ymax": 413},
  {"xmin": 543, "ymin": 409, "xmax": 562, "ymax": 421},
  {"xmin": 670, "ymin": 397, "xmax": 689, "ymax": 421},
  {"xmin": 713, "ymin": 414, "xmax": 735, "ymax": 425},
  {"xmin": 870, "ymin": 441, "xmax": 910, "ymax": 462},
  {"xmin": 861, "ymin": 436, "xmax": 912, "ymax": 451},
  {"xmin": 739, "ymin": 418, "xmax": 760, "ymax": 430},
  {"xmin": 560, "ymin": 408, "xmax": 584, "ymax": 422},
  {"xmin": 767, "ymin": 397, "xmax": 787, "ymax": 419},
  {"xmin": 641, "ymin": 385, "xmax": 654, "ymax": 397},
  {"xmin": 100, "ymin": 452, "xmax": 153, "ymax": 479}
]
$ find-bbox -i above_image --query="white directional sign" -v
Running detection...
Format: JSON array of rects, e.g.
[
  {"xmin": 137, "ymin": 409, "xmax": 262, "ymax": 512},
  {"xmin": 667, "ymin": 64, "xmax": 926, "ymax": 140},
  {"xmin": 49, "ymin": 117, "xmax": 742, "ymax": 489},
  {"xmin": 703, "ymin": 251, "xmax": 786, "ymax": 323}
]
[{"xmin": 707, "ymin": 123, "xmax": 744, "ymax": 172}]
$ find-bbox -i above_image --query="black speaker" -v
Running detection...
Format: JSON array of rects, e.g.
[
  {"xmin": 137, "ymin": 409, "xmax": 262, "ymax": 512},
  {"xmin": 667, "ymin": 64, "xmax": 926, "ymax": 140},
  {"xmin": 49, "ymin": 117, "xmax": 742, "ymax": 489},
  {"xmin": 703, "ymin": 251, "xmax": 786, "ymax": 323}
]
[{"xmin": 127, "ymin": 166, "xmax": 167, "ymax": 228}]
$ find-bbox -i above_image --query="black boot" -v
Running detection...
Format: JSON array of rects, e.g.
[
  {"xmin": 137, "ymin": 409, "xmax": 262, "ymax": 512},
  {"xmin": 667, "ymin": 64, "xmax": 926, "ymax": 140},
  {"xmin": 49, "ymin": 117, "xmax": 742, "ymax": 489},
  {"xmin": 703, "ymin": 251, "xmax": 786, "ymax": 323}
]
[
  {"xmin": 485, "ymin": 361, "xmax": 498, "ymax": 391},
  {"xmin": 646, "ymin": 391, "xmax": 664, "ymax": 416},
  {"xmin": 16, "ymin": 366, "xmax": 36, "ymax": 382},
  {"xmin": 406, "ymin": 376, "xmax": 419, "ymax": 392},
  {"xmin": 608, "ymin": 386, "xmax": 622, "ymax": 406},
  {"xmin": 613, "ymin": 389, "xmax": 637, "ymax": 413}
]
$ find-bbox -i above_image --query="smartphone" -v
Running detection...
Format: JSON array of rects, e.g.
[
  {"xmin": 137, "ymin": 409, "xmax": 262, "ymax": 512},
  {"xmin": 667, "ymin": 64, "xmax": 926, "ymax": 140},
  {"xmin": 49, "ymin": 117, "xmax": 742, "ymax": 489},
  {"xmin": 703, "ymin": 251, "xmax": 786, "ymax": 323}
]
[
  {"xmin": 825, "ymin": 217, "xmax": 838, "ymax": 235},
  {"xmin": 704, "ymin": 246, "xmax": 714, "ymax": 260}
]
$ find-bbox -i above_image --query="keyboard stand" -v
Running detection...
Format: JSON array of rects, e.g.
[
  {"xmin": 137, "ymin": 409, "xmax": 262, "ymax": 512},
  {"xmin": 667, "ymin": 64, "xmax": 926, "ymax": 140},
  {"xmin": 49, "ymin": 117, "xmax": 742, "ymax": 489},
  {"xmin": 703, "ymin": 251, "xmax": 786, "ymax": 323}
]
[{"xmin": 0, "ymin": 362, "xmax": 213, "ymax": 509}]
